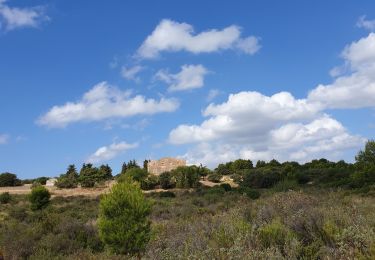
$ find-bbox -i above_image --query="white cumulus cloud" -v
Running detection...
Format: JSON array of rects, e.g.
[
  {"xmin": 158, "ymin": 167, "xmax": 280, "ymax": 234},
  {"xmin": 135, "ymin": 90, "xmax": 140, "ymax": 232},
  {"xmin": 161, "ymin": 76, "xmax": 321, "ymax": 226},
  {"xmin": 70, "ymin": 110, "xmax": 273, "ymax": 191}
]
[
  {"xmin": 169, "ymin": 91, "xmax": 363, "ymax": 167},
  {"xmin": 0, "ymin": 0, "xmax": 48, "ymax": 31},
  {"xmin": 37, "ymin": 81, "xmax": 179, "ymax": 128},
  {"xmin": 169, "ymin": 91, "xmax": 320, "ymax": 145},
  {"xmin": 308, "ymin": 33, "xmax": 375, "ymax": 109},
  {"xmin": 86, "ymin": 141, "xmax": 138, "ymax": 164},
  {"xmin": 137, "ymin": 19, "xmax": 261, "ymax": 59},
  {"xmin": 155, "ymin": 64, "xmax": 208, "ymax": 91}
]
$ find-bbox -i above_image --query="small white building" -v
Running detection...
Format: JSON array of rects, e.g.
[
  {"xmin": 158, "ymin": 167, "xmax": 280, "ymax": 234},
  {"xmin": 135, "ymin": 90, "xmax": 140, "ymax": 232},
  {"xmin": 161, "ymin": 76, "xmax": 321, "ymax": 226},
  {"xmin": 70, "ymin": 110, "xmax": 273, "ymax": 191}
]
[{"xmin": 46, "ymin": 178, "xmax": 57, "ymax": 187}]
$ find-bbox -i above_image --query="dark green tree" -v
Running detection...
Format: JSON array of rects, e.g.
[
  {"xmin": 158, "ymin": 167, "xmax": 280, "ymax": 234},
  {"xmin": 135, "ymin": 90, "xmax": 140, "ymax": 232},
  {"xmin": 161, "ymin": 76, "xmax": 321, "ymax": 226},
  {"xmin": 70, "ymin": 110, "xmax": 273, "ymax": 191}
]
[
  {"xmin": 256, "ymin": 160, "xmax": 267, "ymax": 168},
  {"xmin": 97, "ymin": 164, "xmax": 113, "ymax": 181},
  {"xmin": 355, "ymin": 140, "xmax": 375, "ymax": 168},
  {"xmin": 232, "ymin": 159, "xmax": 253, "ymax": 170},
  {"xmin": 0, "ymin": 172, "xmax": 21, "ymax": 187},
  {"xmin": 98, "ymin": 181, "xmax": 151, "ymax": 255},
  {"xmin": 143, "ymin": 159, "xmax": 150, "ymax": 170},
  {"xmin": 120, "ymin": 162, "xmax": 128, "ymax": 175},
  {"xmin": 79, "ymin": 163, "xmax": 98, "ymax": 188},
  {"xmin": 66, "ymin": 164, "xmax": 79, "ymax": 179}
]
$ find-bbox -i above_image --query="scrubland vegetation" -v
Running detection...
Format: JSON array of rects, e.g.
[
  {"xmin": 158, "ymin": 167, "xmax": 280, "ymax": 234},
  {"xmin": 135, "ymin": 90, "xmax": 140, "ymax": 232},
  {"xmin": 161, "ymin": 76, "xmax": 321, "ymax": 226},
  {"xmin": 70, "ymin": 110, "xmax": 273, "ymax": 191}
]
[{"xmin": 0, "ymin": 140, "xmax": 374, "ymax": 259}]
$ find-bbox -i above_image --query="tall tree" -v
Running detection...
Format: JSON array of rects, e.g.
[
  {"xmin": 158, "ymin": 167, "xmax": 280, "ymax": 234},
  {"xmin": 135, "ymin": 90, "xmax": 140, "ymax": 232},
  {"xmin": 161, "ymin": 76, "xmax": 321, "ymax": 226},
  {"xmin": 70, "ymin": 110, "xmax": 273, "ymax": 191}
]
[{"xmin": 355, "ymin": 140, "xmax": 375, "ymax": 168}]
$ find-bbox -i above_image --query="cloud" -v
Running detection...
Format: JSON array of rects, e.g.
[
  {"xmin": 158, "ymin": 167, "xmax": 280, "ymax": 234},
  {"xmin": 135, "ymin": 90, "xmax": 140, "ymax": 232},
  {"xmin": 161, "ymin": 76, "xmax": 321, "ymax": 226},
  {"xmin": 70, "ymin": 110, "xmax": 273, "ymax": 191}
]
[
  {"xmin": 308, "ymin": 33, "xmax": 375, "ymax": 109},
  {"xmin": 137, "ymin": 19, "xmax": 261, "ymax": 59},
  {"xmin": 169, "ymin": 91, "xmax": 319, "ymax": 145},
  {"xmin": 0, "ymin": 134, "xmax": 9, "ymax": 144},
  {"xmin": 86, "ymin": 141, "xmax": 138, "ymax": 164},
  {"xmin": 0, "ymin": 0, "xmax": 48, "ymax": 31},
  {"xmin": 169, "ymin": 33, "xmax": 375, "ymax": 167},
  {"xmin": 357, "ymin": 15, "xmax": 375, "ymax": 31},
  {"xmin": 121, "ymin": 65, "xmax": 144, "ymax": 82},
  {"xmin": 37, "ymin": 81, "xmax": 180, "ymax": 128},
  {"xmin": 155, "ymin": 64, "xmax": 208, "ymax": 91},
  {"xmin": 169, "ymin": 91, "xmax": 363, "ymax": 167}
]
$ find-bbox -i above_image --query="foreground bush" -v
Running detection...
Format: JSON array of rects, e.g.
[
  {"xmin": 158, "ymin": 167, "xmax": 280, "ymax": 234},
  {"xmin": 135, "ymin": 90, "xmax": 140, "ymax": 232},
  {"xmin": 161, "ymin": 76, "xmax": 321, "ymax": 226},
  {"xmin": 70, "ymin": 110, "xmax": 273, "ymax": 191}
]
[
  {"xmin": 98, "ymin": 181, "xmax": 151, "ymax": 255},
  {"xmin": 0, "ymin": 192, "xmax": 11, "ymax": 204},
  {"xmin": 29, "ymin": 186, "xmax": 51, "ymax": 210}
]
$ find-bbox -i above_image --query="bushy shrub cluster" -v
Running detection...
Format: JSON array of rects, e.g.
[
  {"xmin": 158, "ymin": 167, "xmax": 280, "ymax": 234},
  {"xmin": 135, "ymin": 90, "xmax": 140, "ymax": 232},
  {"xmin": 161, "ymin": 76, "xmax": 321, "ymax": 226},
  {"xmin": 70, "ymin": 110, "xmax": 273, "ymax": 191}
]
[
  {"xmin": 0, "ymin": 172, "xmax": 21, "ymax": 187},
  {"xmin": 29, "ymin": 186, "xmax": 51, "ymax": 210}
]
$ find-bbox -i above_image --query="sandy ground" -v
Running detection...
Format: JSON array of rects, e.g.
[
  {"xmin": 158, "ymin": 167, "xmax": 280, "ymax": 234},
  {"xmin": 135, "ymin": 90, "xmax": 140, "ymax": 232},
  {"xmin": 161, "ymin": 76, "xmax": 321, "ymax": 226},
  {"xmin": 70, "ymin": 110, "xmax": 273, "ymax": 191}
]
[
  {"xmin": 0, "ymin": 184, "xmax": 111, "ymax": 197},
  {"xmin": 0, "ymin": 179, "xmax": 237, "ymax": 197}
]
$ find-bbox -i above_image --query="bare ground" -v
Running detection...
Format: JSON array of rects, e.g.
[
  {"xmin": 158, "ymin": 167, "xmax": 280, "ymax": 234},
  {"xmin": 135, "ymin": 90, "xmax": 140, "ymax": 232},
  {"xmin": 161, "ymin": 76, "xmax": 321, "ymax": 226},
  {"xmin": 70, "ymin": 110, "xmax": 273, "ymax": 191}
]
[{"xmin": 0, "ymin": 179, "xmax": 237, "ymax": 197}]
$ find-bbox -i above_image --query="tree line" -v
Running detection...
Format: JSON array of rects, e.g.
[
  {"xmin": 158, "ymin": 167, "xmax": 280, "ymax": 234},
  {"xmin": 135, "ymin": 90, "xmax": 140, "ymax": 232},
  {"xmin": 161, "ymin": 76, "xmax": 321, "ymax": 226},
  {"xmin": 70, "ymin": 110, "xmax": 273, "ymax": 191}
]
[{"xmin": 1, "ymin": 140, "xmax": 374, "ymax": 193}]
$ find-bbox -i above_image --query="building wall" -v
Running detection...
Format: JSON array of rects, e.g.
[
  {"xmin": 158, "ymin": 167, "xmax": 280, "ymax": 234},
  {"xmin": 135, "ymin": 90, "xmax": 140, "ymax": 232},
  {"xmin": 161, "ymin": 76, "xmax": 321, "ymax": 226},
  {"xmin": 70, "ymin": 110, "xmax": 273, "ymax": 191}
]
[{"xmin": 147, "ymin": 157, "xmax": 186, "ymax": 175}]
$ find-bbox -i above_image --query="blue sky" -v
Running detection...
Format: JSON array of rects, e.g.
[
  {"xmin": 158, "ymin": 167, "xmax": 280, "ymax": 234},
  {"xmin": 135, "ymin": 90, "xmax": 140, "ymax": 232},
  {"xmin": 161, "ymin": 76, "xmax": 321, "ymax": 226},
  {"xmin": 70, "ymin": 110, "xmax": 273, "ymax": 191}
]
[{"xmin": 1, "ymin": 0, "xmax": 375, "ymax": 178}]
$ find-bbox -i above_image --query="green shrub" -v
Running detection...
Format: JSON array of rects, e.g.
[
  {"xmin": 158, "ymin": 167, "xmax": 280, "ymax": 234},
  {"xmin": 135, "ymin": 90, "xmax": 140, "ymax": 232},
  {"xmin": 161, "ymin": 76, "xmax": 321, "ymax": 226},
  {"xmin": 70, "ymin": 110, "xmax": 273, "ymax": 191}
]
[
  {"xmin": 258, "ymin": 219, "xmax": 295, "ymax": 248},
  {"xmin": 159, "ymin": 191, "xmax": 176, "ymax": 198},
  {"xmin": 238, "ymin": 187, "xmax": 260, "ymax": 199},
  {"xmin": 141, "ymin": 175, "xmax": 159, "ymax": 190},
  {"xmin": 80, "ymin": 178, "xmax": 95, "ymax": 188},
  {"xmin": 159, "ymin": 172, "xmax": 175, "ymax": 189},
  {"xmin": 29, "ymin": 186, "xmax": 51, "ymax": 210},
  {"xmin": 98, "ymin": 181, "xmax": 151, "ymax": 255},
  {"xmin": 55, "ymin": 176, "xmax": 77, "ymax": 188},
  {"xmin": 0, "ymin": 192, "xmax": 11, "ymax": 204},
  {"xmin": 34, "ymin": 177, "xmax": 48, "ymax": 185},
  {"xmin": 124, "ymin": 168, "xmax": 148, "ymax": 182},
  {"xmin": 242, "ymin": 168, "xmax": 282, "ymax": 188},
  {"xmin": 207, "ymin": 173, "xmax": 222, "ymax": 183},
  {"xmin": 206, "ymin": 186, "xmax": 226, "ymax": 195},
  {"xmin": 172, "ymin": 166, "xmax": 200, "ymax": 188}
]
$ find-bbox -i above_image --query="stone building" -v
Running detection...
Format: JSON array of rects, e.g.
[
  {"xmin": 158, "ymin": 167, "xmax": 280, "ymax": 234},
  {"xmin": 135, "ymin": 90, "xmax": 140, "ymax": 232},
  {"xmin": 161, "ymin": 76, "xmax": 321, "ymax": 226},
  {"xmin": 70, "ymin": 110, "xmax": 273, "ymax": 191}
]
[{"xmin": 147, "ymin": 157, "xmax": 186, "ymax": 175}]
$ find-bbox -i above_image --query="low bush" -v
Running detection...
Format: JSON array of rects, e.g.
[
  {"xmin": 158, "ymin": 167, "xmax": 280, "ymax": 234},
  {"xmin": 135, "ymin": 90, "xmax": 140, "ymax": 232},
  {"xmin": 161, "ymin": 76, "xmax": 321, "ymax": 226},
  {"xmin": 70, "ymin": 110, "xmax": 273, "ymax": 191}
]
[
  {"xmin": 80, "ymin": 179, "xmax": 95, "ymax": 188},
  {"xmin": 29, "ymin": 186, "xmax": 51, "ymax": 211},
  {"xmin": 237, "ymin": 187, "xmax": 260, "ymax": 199},
  {"xmin": 55, "ymin": 177, "xmax": 77, "ymax": 189},
  {"xmin": 242, "ymin": 168, "xmax": 282, "ymax": 189},
  {"xmin": 0, "ymin": 192, "xmax": 11, "ymax": 204},
  {"xmin": 258, "ymin": 219, "xmax": 296, "ymax": 249}
]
